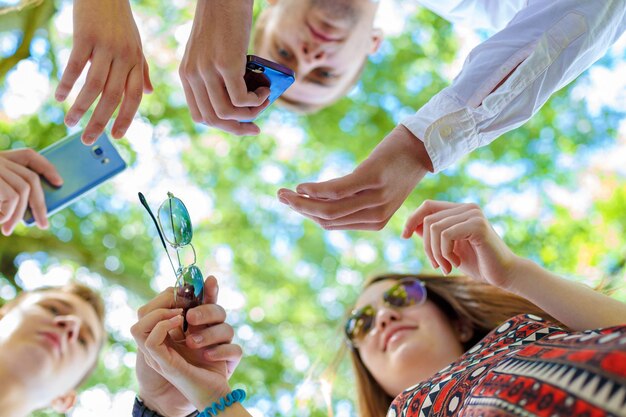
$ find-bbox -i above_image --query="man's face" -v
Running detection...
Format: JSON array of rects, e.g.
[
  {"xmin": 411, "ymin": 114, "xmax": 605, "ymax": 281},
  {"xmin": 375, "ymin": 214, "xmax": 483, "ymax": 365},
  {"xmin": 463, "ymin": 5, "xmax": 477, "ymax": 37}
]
[
  {"xmin": 0, "ymin": 291, "xmax": 104, "ymax": 403},
  {"xmin": 255, "ymin": 0, "xmax": 382, "ymax": 108}
]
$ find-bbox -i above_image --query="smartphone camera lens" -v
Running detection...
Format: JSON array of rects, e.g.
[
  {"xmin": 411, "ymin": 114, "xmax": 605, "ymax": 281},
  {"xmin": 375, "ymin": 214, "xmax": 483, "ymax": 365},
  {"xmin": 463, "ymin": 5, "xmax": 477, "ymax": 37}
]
[
  {"xmin": 247, "ymin": 63, "xmax": 264, "ymax": 73},
  {"xmin": 92, "ymin": 146, "xmax": 103, "ymax": 158}
]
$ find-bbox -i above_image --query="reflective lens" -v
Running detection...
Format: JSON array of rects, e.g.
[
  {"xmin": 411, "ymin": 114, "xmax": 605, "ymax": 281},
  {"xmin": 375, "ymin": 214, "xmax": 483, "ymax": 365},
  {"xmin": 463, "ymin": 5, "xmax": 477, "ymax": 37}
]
[
  {"xmin": 384, "ymin": 278, "xmax": 427, "ymax": 308},
  {"xmin": 175, "ymin": 265, "xmax": 204, "ymax": 303},
  {"xmin": 158, "ymin": 194, "xmax": 193, "ymax": 247},
  {"xmin": 345, "ymin": 305, "xmax": 375, "ymax": 343}
]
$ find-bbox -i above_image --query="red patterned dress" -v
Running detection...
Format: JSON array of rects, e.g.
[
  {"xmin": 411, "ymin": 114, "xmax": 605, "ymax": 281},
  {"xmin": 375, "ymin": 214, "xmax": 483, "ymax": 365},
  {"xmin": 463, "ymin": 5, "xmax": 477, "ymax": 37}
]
[{"xmin": 389, "ymin": 314, "xmax": 626, "ymax": 417}]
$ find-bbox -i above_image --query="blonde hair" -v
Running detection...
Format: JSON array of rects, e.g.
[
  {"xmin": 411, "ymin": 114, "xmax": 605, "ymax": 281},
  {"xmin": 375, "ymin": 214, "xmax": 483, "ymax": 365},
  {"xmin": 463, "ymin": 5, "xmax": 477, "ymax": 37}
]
[{"xmin": 345, "ymin": 273, "xmax": 563, "ymax": 417}]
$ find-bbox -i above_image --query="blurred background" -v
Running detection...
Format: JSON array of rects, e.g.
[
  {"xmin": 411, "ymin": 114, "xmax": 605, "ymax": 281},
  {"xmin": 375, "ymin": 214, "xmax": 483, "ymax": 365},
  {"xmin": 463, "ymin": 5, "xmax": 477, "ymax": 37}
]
[{"xmin": 1, "ymin": 0, "xmax": 625, "ymax": 416}]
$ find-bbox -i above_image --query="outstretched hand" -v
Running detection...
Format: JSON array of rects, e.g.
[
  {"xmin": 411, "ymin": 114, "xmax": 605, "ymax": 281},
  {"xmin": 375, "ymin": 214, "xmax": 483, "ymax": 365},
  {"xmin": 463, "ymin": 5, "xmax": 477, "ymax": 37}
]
[
  {"xmin": 278, "ymin": 125, "xmax": 433, "ymax": 231},
  {"xmin": 179, "ymin": 0, "xmax": 270, "ymax": 135},
  {"xmin": 131, "ymin": 276, "xmax": 241, "ymax": 416},
  {"xmin": 55, "ymin": 0, "xmax": 152, "ymax": 144},
  {"xmin": 403, "ymin": 200, "xmax": 519, "ymax": 290}
]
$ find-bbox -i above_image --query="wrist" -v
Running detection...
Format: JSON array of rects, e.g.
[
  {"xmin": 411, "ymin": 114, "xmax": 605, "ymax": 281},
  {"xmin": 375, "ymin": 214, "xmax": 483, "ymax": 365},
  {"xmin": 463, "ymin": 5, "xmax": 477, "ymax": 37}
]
[
  {"xmin": 138, "ymin": 391, "xmax": 191, "ymax": 417},
  {"xmin": 394, "ymin": 124, "xmax": 434, "ymax": 174},
  {"xmin": 193, "ymin": 384, "xmax": 233, "ymax": 412},
  {"xmin": 505, "ymin": 256, "xmax": 538, "ymax": 296}
]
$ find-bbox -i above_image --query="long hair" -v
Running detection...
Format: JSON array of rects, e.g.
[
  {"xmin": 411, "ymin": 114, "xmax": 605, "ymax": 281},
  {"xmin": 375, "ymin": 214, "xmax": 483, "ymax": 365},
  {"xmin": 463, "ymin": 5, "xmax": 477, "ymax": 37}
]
[{"xmin": 347, "ymin": 273, "xmax": 564, "ymax": 417}]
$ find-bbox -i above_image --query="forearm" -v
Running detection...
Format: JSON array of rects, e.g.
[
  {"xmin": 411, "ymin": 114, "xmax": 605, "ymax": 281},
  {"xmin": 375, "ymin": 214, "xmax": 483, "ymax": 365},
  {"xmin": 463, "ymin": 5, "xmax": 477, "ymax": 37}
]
[
  {"xmin": 508, "ymin": 257, "xmax": 626, "ymax": 331},
  {"xmin": 403, "ymin": 0, "xmax": 626, "ymax": 173}
]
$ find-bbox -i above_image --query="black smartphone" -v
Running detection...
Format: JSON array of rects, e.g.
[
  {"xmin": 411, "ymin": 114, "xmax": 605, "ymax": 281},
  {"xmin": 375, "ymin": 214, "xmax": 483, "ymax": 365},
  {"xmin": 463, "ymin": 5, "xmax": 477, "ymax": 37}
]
[{"xmin": 242, "ymin": 55, "xmax": 295, "ymax": 121}]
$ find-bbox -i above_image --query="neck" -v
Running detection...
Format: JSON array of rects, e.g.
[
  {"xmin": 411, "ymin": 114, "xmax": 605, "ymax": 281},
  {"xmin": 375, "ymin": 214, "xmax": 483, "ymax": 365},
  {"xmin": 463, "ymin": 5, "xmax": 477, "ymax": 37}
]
[{"xmin": 0, "ymin": 356, "xmax": 34, "ymax": 417}]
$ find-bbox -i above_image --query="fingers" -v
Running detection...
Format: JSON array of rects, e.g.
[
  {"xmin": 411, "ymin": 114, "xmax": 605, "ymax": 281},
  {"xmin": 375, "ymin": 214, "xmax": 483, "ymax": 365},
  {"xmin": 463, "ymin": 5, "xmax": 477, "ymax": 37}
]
[
  {"xmin": 2, "ymin": 149, "xmax": 63, "ymax": 187},
  {"xmin": 426, "ymin": 210, "xmax": 476, "ymax": 273},
  {"xmin": 137, "ymin": 287, "xmax": 176, "ymax": 319},
  {"xmin": 207, "ymin": 74, "xmax": 269, "ymax": 122},
  {"xmin": 142, "ymin": 57, "xmax": 153, "ymax": 93},
  {"xmin": 55, "ymin": 43, "xmax": 92, "ymax": 102},
  {"xmin": 111, "ymin": 64, "xmax": 144, "ymax": 138},
  {"xmin": 191, "ymin": 77, "xmax": 261, "ymax": 136},
  {"xmin": 186, "ymin": 304, "xmax": 226, "ymax": 328},
  {"xmin": 185, "ymin": 322, "xmax": 234, "ymax": 349},
  {"xmin": 402, "ymin": 200, "xmax": 461, "ymax": 238},
  {"xmin": 204, "ymin": 344, "xmax": 242, "ymax": 376},
  {"xmin": 0, "ymin": 177, "xmax": 19, "ymax": 231},
  {"xmin": 294, "ymin": 170, "xmax": 378, "ymax": 200},
  {"xmin": 131, "ymin": 307, "xmax": 183, "ymax": 346},
  {"xmin": 181, "ymin": 77, "xmax": 203, "ymax": 123},
  {"xmin": 144, "ymin": 314, "xmax": 185, "ymax": 363},
  {"xmin": 222, "ymin": 71, "xmax": 268, "ymax": 108},
  {"xmin": 8, "ymin": 162, "xmax": 49, "ymax": 229},
  {"xmin": 278, "ymin": 188, "xmax": 385, "ymax": 221},
  {"xmin": 83, "ymin": 60, "xmax": 128, "ymax": 143},
  {"xmin": 65, "ymin": 53, "xmax": 111, "ymax": 135},
  {"xmin": 0, "ymin": 162, "xmax": 42, "ymax": 233},
  {"xmin": 202, "ymin": 275, "xmax": 219, "ymax": 304}
]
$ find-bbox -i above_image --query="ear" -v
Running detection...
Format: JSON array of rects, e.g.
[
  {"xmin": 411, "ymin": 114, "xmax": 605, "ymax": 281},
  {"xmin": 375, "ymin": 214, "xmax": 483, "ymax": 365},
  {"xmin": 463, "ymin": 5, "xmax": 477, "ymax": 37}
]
[
  {"xmin": 50, "ymin": 391, "xmax": 77, "ymax": 413},
  {"xmin": 369, "ymin": 28, "xmax": 384, "ymax": 54},
  {"xmin": 455, "ymin": 319, "xmax": 474, "ymax": 343}
]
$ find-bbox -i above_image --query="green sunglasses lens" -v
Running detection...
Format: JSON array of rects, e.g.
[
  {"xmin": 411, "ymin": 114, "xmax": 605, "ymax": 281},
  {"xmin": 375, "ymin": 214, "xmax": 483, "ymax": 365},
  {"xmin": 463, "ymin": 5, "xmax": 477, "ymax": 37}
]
[
  {"xmin": 345, "ymin": 306, "xmax": 375, "ymax": 343},
  {"xmin": 158, "ymin": 195, "xmax": 192, "ymax": 247},
  {"xmin": 177, "ymin": 265, "xmax": 204, "ymax": 300}
]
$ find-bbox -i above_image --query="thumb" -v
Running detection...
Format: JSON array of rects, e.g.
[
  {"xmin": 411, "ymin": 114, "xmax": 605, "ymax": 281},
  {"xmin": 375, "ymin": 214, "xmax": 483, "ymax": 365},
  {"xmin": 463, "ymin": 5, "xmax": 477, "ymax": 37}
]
[
  {"xmin": 143, "ymin": 57, "xmax": 153, "ymax": 93},
  {"xmin": 296, "ymin": 170, "xmax": 376, "ymax": 200},
  {"xmin": 203, "ymin": 275, "xmax": 219, "ymax": 304}
]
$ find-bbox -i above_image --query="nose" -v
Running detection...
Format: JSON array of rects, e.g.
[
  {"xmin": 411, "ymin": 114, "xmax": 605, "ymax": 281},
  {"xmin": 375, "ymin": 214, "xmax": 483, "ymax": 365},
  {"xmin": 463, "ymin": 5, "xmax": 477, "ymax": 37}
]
[
  {"xmin": 375, "ymin": 306, "xmax": 401, "ymax": 332},
  {"xmin": 55, "ymin": 315, "xmax": 81, "ymax": 344},
  {"xmin": 300, "ymin": 40, "xmax": 326, "ymax": 63}
]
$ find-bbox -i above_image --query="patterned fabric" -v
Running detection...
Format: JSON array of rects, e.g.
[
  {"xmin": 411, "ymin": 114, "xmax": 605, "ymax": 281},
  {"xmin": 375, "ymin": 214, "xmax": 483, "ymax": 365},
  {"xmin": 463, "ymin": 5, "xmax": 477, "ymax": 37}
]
[{"xmin": 389, "ymin": 314, "xmax": 626, "ymax": 417}]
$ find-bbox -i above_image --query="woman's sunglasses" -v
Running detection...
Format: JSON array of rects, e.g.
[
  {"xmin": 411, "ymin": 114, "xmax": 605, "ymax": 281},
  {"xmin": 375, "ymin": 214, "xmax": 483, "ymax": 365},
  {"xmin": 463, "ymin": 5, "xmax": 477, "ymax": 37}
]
[
  {"xmin": 139, "ymin": 192, "xmax": 204, "ymax": 331},
  {"xmin": 344, "ymin": 278, "xmax": 427, "ymax": 346}
]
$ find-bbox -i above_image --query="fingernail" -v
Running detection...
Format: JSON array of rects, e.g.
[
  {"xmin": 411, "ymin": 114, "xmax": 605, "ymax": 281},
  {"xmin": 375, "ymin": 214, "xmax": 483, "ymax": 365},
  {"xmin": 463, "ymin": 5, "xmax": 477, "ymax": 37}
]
[
  {"xmin": 55, "ymin": 91, "xmax": 66, "ymax": 101},
  {"xmin": 296, "ymin": 186, "xmax": 305, "ymax": 194},
  {"xmin": 191, "ymin": 334, "xmax": 203, "ymax": 343},
  {"xmin": 66, "ymin": 116, "xmax": 78, "ymax": 126},
  {"xmin": 278, "ymin": 196, "xmax": 288, "ymax": 205},
  {"xmin": 169, "ymin": 315, "xmax": 182, "ymax": 323},
  {"xmin": 83, "ymin": 133, "xmax": 96, "ymax": 143}
]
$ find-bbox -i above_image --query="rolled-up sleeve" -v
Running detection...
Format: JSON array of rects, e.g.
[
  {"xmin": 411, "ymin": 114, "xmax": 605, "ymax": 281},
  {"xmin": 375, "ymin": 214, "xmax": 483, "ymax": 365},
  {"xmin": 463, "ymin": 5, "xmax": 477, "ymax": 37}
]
[{"xmin": 402, "ymin": 0, "xmax": 626, "ymax": 173}]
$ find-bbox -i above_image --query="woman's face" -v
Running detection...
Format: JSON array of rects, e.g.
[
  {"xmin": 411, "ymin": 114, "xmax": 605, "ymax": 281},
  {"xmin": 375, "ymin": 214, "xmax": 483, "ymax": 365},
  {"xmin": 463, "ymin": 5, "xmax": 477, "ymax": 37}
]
[{"xmin": 354, "ymin": 280, "xmax": 466, "ymax": 396}]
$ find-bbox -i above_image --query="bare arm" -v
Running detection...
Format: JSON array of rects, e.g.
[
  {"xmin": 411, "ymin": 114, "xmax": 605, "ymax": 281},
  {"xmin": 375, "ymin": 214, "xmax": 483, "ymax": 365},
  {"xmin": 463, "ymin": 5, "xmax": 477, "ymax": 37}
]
[{"xmin": 507, "ymin": 257, "xmax": 626, "ymax": 331}]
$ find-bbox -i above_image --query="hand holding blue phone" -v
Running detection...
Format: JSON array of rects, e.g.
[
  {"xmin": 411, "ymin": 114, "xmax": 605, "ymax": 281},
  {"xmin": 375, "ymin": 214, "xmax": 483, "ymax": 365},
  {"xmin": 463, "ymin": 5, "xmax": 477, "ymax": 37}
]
[
  {"xmin": 0, "ymin": 149, "xmax": 64, "ymax": 235},
  {"xmin": 21, "ymin": 131, "xmax": 127, "ymax": 228}
]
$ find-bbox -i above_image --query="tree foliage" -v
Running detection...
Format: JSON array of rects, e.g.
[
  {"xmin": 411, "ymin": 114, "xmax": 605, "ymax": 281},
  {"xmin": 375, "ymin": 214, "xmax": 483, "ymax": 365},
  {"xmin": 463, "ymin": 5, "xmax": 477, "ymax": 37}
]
[{"xmin": 1, "ymin": 1, "xmax": 625, "ymax": 416}]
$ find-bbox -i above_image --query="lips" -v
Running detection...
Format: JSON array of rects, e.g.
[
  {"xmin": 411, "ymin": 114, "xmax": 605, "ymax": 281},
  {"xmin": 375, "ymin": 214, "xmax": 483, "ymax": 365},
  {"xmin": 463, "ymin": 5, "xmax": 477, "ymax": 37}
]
[
  {"xmin": 383, "ymin": 326, "xmax": 417, "ymax": 351},
  {"xmin": 40, "ymin": 331, "xmax": 62, "ymax": 357},
  {"xmin": 307, "ymin": 22, "xmax": 341, "ymax": 42}
]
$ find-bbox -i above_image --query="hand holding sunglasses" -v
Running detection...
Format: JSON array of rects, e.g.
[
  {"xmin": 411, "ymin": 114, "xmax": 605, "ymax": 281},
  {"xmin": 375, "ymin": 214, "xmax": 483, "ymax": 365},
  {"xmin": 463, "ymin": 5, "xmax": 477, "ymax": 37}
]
[
  {"xmin": 402, "ymin": 200, "xmax": 519, "ymax": 291},
  {"xmin": 139, "ymin": 192, "xmax": 205, "ymax": 335}
]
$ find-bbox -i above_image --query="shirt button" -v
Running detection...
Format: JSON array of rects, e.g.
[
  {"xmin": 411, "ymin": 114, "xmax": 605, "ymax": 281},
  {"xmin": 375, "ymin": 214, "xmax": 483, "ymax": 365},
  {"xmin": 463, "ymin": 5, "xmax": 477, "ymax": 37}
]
[{"xmin": 440, "ymin": 126, "xmax": 452, "ymax": 138}]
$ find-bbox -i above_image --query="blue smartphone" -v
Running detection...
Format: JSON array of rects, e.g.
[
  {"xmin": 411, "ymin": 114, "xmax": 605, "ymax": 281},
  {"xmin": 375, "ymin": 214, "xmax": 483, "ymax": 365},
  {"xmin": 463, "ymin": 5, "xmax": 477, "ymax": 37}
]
[
  {"xmin": 23, "ymin": 131, "xmax": 127, "ymax": 225},
  {"xmin": 242, "ymin": 54, "xmax": 295, "ymax": 121}
]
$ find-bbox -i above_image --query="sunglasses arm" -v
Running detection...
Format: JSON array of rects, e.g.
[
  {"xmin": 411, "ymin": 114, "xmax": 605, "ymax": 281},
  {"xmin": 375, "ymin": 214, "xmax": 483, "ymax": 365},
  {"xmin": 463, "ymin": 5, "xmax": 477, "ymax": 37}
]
[{"xmin": 138, "ymin": 192, "xmax": 180, "ymax": 278}]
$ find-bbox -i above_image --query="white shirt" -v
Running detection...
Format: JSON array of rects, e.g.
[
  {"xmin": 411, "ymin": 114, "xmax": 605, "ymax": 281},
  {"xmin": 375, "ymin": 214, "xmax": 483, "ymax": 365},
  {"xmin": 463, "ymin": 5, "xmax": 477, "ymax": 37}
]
[{"xmin": 401, "ymin": 0, "xmax": 626, "ymax": 173}]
